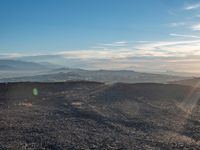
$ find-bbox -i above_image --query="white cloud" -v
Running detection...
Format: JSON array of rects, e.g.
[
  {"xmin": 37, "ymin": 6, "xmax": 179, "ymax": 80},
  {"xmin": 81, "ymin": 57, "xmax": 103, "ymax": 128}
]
[
  {"xmin": 136, "ymin": 40, "xmax": 200, "ymax": 57},
  {"xmin": 184, "ymin": 3, "xmax": 200, "ymax": 10},
  {"xmin": 59, "ymin": 49, "xmax": 137, "ymax": 59},
  {"xmin": 0, "ymin": 53, "xmax": 24, "ymax": 59},
  {"xmin": 100, "ymin": 41, "xmax": 128, "ymax": 47},
  {"xmin": 114, "ymin": 41, "xmax": 128, "ymax": 44},
  {"xmin": 2, "ymin": 38, "xmax": 200, "ymax": 61},
  {"xmin": 170, "ymin": 33, "xmax": 200, "ymax": 39},
  {"xmin": 54, "ymin": 39, "xmax": 200, "ymax": 60},
  {"xmin": 134, "ymin": 41, "xmax": 151, "ymax": 43},
  {"xmin": 191, "ymin": 24, "xmax": 200, "ymax": 31},
  {"xmin": 168, "ymin": 22, "xmax": 186, "ymax": 27}
]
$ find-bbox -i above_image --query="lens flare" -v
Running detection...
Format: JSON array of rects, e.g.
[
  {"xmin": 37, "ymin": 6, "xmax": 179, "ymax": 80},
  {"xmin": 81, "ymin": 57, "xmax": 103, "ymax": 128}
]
[{"xmin": 33, "ymin": 88, "xmax": 38, "ymax": 96}]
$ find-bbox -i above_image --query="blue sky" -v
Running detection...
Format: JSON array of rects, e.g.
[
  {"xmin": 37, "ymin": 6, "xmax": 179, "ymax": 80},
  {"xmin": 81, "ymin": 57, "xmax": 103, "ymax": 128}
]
[{"xmin": 0, "ymin": 0, "xmax": 200, "ymax": 72}]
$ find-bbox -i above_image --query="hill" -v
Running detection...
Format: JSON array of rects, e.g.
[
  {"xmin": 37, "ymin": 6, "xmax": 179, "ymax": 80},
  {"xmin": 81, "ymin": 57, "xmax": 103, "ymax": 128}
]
[
  {"xmin": 170, "ymin": 77, "xmax": 200, "ymax": 88},
  {"xmin": 0, "ymin": 69, "xmax": 186, "ymax": 83},
  {"xmin": 0, "ymin": 60, "xmax": 47, "ymax": 71},
  {"xmin": 0, "ymin": 81, "xmax": 199, "ymax": 149}
]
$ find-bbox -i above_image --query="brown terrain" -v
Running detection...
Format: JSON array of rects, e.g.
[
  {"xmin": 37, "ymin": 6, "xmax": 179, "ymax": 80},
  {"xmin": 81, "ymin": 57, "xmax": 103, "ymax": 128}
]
[{"xmin": 0, "ymin": 81, "xmax": 199, "ymax": 149}]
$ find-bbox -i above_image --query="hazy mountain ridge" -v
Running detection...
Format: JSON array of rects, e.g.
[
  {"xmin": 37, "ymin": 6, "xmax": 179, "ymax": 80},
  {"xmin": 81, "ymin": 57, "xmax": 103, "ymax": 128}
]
[
  {"xmin": 164, "ymin": 71, "xmax": 200, "ymax": 77},
  {"xmin": 0, "ymin": 60, "xmax": 47, "ymax": 71},
  {"xmin": 170, "ymin": 77, "xmax": 200, "ymax": 88},
  {"xmin": 0, "ymin": 68, "xmax": 187, "ymax": 83}
]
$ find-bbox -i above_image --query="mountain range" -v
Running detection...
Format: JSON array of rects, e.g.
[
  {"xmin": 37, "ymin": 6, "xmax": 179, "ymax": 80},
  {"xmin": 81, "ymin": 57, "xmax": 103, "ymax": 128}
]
[
  {"xmin": 0, "ymin": 59, "xmax": 195, "ymax": 84},
  {"xmin": 0, "ymin": 67, "xmax": 187, "ymax": 83},
  {"xmin": 0, "ymin": 60, "xmax": 48, "ymax": 71}
]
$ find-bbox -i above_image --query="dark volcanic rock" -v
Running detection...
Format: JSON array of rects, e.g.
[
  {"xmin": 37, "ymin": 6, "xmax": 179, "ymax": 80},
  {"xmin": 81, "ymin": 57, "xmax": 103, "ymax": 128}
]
[{"xmin": 0, "ymin": 81, "xmax": 199, "ymax": 149}]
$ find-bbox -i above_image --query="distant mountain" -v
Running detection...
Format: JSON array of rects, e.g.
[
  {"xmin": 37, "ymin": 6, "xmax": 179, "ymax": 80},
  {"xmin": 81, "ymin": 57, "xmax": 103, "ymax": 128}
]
[
  {"xmin": 38, "ymin": 62, "xmax": 63, "ymax": 69},
  {"xmin": 0, "ymin": 68, "xmax": 186, "ymax": 83},
  {"xmin": 164, "ymin": 70, "xmax": 200, "ymax": 77},
  {"xmin": 0, "ymin": 60, "xmax": 48, "ymax": 71},
  {"xmin": 170, "ymin": 77, "xmax": 200, "ymax": 88},
  {"xmin": 0, "ymin": 65, "xmax": 17, "ymax": 70}
]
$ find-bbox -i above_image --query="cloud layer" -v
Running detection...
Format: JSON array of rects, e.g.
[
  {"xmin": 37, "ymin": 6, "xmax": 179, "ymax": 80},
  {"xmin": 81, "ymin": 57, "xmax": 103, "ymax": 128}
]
[{"xmin": 1, "ymin": 1, "xmax": 200, "ymax": 73}]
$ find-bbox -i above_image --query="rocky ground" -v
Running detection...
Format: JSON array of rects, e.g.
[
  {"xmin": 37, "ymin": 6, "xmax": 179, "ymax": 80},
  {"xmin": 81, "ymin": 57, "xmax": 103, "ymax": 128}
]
[{"xmin": 0, "ymin": 81, "xmax": 199, "ymax": 150}]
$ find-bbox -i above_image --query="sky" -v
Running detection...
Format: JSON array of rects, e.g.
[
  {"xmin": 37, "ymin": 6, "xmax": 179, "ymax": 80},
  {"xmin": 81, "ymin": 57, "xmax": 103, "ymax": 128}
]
[{"xmin": 0, "ymin": 0, "xmax": 200, "ymax": 73}]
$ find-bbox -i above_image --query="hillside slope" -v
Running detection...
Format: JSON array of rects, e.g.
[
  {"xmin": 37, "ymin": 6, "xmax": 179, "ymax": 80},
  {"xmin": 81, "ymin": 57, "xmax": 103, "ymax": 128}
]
[
  {"xmin": 170, "ymin": 78, "xmax": 200, "ymax": 88},
  {"xmin": 0, "ymin": 82, "xmax": 199, "ymax": 149}
]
